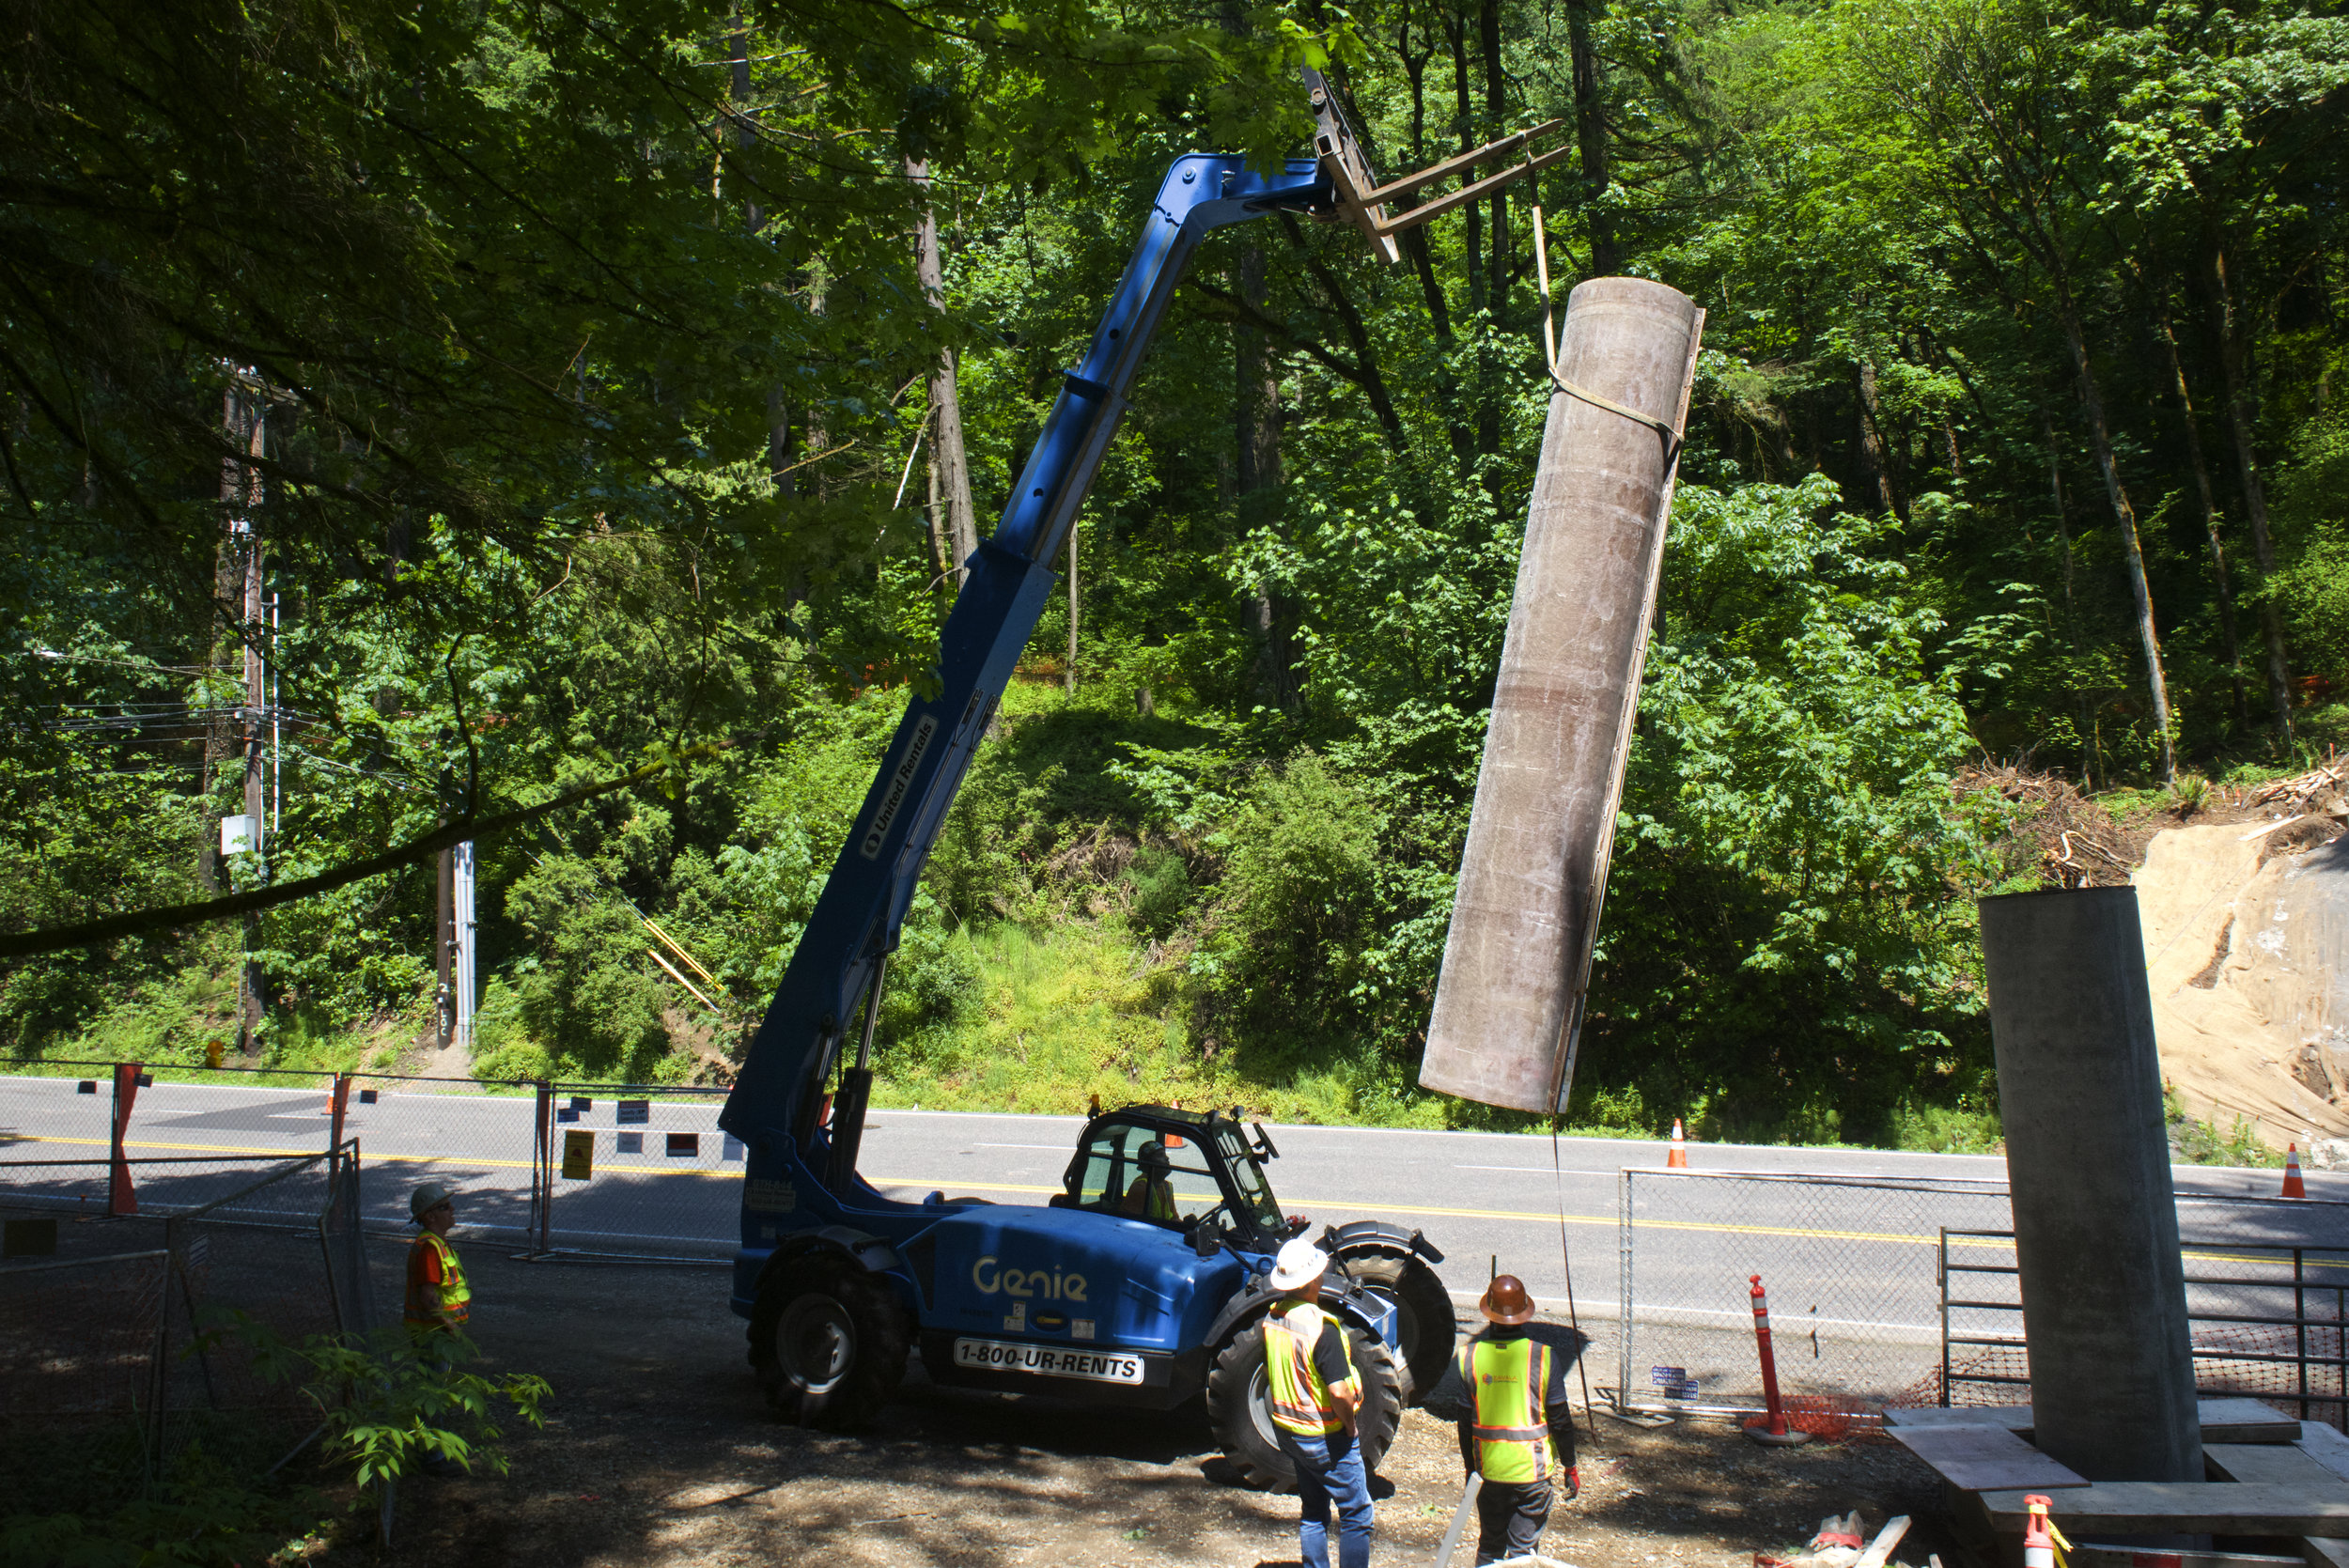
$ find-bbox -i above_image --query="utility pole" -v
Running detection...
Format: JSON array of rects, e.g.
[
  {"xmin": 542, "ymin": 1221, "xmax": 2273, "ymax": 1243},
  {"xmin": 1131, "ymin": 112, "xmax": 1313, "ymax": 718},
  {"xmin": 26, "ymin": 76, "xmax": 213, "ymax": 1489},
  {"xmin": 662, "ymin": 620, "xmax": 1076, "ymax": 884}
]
[
  {"xmin": 220, "ymin": 374, "xmax": 269, "ymax": 1055},
  {"xmin": 436, "ymin": 846, "xmax": 456, "ymax": 1052},
  {"xmin": 452, "ymin": 842, "xmax": 477, "ymax": 1055}
]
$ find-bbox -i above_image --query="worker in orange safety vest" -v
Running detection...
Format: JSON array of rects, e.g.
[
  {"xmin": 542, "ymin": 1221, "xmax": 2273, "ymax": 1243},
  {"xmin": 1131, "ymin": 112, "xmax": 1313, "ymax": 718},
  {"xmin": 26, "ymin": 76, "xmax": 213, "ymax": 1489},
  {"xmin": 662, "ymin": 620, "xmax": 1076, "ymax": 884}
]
[
  {"xmin": 1423, "ymin": 1275, "xmax": 1588, "ymax": 1565},
  {"xmin": 404, "ymin": 1181, "xmax": 473, "ymax": 1477},
  {"xmin": 405, "ymin": 1181, "xmax": 472, "ymax": 1339}
]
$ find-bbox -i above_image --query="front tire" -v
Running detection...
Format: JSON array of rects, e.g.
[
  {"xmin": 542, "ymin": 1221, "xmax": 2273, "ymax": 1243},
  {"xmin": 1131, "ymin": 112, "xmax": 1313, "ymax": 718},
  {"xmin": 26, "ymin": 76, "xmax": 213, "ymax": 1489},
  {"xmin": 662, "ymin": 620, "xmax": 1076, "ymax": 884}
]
[
  {"xmin": 747, "ymin": 1252, "xmax": 909, "ymax": 1429},
  {"xmin": 1206, "ymin": 1317, "xmax": 1406, "ymax": 1491},
  {"xmin": 1341, "ymin": 1251, "xmax": 1455, "ymax": 1397}
]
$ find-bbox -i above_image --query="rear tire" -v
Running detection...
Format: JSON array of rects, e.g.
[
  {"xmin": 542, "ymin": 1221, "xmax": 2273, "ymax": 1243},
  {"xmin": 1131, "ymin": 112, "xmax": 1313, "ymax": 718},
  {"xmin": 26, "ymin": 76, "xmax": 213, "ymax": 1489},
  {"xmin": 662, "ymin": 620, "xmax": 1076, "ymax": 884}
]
[
  {"xmin": 1206, "ymin": 1316, "xmax": 1406, "ymax": 1492},
  {"xmin": 747, "ymin": 1252, "xmax": 909, "ymax": 1430},
  {"xmin": 1341, "ymin": 1251, "xmax": 1455, "ymax": 1398}
]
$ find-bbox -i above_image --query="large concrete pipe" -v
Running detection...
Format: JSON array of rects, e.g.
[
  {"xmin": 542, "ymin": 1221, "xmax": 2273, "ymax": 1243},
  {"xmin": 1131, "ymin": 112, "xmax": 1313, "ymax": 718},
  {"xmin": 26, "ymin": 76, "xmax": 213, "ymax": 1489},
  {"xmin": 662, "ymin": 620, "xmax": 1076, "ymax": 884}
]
[
  {"xmin": 1419, "ymin": 278, "xmax": 1703, "ymax": 1112},
  {"xmin": 1979, "ymin": 887, "xmax": 2202, "ymax": 1483}
]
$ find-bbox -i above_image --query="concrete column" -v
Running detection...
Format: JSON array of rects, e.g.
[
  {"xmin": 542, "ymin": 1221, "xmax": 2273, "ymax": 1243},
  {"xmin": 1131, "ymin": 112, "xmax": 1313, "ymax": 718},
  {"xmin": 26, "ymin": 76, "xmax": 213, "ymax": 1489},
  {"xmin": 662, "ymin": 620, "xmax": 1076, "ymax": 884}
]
[
  {"xmin": 1420, "ymin": 278, "xmax": 1703, "ymax": 1112},
  {"xmin": 1979, "ymin": 886, "xmax": 2201, "ymax": 1483}
]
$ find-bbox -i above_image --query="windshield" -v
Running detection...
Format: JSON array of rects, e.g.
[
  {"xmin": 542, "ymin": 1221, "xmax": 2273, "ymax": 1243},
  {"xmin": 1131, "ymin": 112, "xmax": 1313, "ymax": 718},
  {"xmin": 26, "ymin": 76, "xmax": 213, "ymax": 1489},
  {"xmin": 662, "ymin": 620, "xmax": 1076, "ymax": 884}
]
[{"xmin": 1215, "ymin": 1123, "xmax": 1283, "ymax": 1233}]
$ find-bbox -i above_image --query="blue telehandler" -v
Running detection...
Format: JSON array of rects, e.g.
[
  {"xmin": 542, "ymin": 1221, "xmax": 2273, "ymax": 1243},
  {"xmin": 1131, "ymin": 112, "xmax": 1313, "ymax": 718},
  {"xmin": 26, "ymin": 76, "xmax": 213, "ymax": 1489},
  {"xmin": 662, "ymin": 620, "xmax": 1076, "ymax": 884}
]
[{"xmin": 716, "ymin": 72, "xmax": 1566, "ymax": 1486}]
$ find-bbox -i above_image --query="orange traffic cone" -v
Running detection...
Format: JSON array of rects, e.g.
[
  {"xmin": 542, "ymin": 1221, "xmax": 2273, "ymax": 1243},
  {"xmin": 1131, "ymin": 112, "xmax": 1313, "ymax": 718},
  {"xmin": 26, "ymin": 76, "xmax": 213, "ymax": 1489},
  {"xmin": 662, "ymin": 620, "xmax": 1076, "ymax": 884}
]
[
  {"xmin": 1668, "ymin": 1118, "xmax": 1688, "ymax": 1169},
  {"xmin": 2283, "ymin": 1143, "xmax": 2307, "ymax": 1199}
]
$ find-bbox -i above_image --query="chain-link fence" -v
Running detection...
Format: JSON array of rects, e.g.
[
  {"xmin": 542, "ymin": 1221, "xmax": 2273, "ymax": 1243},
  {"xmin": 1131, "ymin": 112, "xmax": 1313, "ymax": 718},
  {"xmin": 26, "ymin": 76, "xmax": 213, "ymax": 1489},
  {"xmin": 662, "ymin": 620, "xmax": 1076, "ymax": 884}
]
[
  {"xmin": 2, "ymin": 1063, "xmax": 547, "ymax": 1245},
  {"xmin": 3, "ymin": 1063, "xmax": 744, "ymax": 1257},
  {"xmin": 331, "ymin": 1072, "xmax": 543, "ymax": 1243},
  {"xmin": 1611, "ymin": 1170, "xmax": 2014, "ymax": 1419},
  {"xmin": 0, "ymin": 1143, "xmax": 381, "ymax": 1501},
  {"xmin": 1612, "ymin": 1171, "xmax": 2349, "ymax": 1428},
  {"xmin": 537, "ymin": 1083, "xmax": 740, "ymax": 1259}
]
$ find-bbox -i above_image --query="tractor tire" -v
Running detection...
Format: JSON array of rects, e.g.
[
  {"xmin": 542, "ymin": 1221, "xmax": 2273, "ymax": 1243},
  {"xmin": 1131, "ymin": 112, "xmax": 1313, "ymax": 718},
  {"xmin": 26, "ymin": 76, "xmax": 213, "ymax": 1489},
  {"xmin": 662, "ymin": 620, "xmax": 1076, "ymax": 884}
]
[
  {"xmin": 1206, "ymin": 1317, "xmax": 1406, "ymax": 1492},
  {"xmin": 747, "ymin": 1251, "xmax": 910, "ymax": 1430},
  {"xmin": 1341, "ymin": 1250, "xmax": 1455, "ymax": 1398}
]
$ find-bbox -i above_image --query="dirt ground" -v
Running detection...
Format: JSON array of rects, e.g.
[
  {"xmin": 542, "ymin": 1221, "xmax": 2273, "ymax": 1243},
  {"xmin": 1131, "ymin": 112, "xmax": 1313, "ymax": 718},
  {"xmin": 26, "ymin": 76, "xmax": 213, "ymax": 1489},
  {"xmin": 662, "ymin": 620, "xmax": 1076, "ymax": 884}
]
[{"xmin": 355, "ymin": 1243, "xmax": 1960, "ymax": 1568}]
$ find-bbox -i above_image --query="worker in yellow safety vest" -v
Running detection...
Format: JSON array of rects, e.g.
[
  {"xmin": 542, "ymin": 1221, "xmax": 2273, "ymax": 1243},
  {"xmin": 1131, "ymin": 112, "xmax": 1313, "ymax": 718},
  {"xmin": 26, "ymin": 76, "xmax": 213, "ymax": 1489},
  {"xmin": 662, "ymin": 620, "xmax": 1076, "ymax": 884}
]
[
  {"xmin": 1121, "ymin": 1141, "xmax": 1178, "ymax": 1224},
  {"xmin": 404, "ymin": 1181, "xmax": 473, "ymax": 1477},
  {"xmin": 1263, "ymin": 1236, "xmax": 1372, "ymax": 1568},
  {"xmin": 1423, "ymin": 1275, "xmax": 1587, "ymax": 1565}
]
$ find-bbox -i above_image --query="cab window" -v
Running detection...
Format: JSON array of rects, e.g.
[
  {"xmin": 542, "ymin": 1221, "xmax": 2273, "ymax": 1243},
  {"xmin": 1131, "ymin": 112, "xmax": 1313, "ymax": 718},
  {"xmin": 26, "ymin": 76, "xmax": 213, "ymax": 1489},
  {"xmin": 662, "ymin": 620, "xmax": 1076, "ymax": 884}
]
[{"xmin": 1067, "ymin": 1122, "xmax": 1224, "ymax": 1229}]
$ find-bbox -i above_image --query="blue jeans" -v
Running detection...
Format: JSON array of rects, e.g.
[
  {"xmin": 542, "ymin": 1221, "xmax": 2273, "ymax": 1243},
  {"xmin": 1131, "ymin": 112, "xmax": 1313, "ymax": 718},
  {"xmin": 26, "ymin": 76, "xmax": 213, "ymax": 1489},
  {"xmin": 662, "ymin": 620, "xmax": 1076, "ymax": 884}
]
[{"xmin": 1277, "ymin": 1427, "xmax": 1373, "ymax": 1568}]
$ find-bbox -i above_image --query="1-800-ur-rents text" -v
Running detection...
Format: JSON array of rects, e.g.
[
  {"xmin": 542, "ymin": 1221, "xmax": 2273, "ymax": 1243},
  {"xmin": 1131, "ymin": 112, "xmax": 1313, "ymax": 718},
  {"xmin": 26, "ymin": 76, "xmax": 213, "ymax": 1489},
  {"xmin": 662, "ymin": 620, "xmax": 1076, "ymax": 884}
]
[{"xmin": 951, "ymin": 1338, "xmax": 1145, "ymax": 1384}]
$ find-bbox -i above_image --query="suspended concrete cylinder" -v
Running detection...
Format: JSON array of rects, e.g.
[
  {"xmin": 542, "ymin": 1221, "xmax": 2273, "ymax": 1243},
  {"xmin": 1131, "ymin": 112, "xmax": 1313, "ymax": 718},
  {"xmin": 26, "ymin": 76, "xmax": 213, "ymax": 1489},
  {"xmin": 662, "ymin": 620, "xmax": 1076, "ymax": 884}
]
[
  {"xmin": 1980, "ymin": 886, "xmax": 2202, "ymax": 1483},
  {"xmin": 1419, "ymin": 277, "xmax": 1703, "ymax": 1113}
]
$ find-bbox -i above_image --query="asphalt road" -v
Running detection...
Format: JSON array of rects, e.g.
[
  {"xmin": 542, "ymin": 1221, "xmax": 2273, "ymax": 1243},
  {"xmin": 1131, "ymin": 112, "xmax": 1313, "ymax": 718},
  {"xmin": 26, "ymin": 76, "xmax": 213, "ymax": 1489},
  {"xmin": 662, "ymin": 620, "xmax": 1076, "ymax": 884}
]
[{"xmin": 7, "ymin": 1075, "xmax": 2345, "ymax": 1406}]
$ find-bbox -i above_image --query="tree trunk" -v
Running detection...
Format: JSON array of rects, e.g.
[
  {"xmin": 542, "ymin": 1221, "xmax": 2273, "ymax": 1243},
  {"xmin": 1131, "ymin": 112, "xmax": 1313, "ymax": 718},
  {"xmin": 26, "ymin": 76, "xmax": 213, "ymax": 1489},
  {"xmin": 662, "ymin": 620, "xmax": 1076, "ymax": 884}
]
[
  {"xmin": 2203, "ymin": 234, "xmax": 2294, "ymax": 737},
  {"xmin": 1447, "ymin": 10, "xmax": 1481, "ymax": 315},
  {"xmin": 2040, "ymin": 408, "xmax": 2097, "ymax": 790},
  {"xmin": 2058, "ymin": 303, "xmax": 2175, "ymax": 784},
  {"xmin": 910, "ymin": 158, "xmax": 979, "ymax": 585},
  {"xmin": 1481, "ymin": 0, "xmax": 1507, "ymax": 314},
  {"xmin": 1395, "ymin": 12, "xmax": 1472, "ymax": 464},
  {"xmin": 2153, "ymin": 288, "xmax": 2246, "ymax": 729},
  {"xmin": 1476, "ymin": 0, "xmax": 1506, "ymax": 466},
  {"xmin": 1236, "ymin": 243, "xmax": 1291, "ymax": 709},
  {"xmin": 1856, "ymin": 356, "xmax": 1900, "ymax": 517},
  {"xmin": 1563, "ymin": 0, "xmax": 1619, "ymax": 274}
]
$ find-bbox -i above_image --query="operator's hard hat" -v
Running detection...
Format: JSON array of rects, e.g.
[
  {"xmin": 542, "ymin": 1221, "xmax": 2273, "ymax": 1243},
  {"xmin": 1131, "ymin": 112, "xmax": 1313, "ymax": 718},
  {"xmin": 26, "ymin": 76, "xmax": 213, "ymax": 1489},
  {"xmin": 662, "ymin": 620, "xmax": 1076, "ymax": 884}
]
[
  {"xmin": 1138, "ymin": 1141, "xmax": 1171, "ymax": 1174},
  {"xmin": 410, "ymin": 1181, "xmax": 457, "ymax": 1222},
  {"xmin": 1480, "ymin": 1274, "xmax": 1536, "ymax": 1325},
  {"xmin": 1268, "ymin": 1236, "xmax": 1329, "ymax": 1292}
]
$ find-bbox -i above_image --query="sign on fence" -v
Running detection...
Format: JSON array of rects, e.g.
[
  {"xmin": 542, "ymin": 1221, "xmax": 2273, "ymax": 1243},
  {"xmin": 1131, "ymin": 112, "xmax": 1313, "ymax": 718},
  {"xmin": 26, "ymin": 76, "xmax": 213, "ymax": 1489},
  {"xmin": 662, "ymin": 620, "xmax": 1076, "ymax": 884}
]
[{"xmin": 561, "ymin": 1130, "xmax": 594, "ymax": 1180}]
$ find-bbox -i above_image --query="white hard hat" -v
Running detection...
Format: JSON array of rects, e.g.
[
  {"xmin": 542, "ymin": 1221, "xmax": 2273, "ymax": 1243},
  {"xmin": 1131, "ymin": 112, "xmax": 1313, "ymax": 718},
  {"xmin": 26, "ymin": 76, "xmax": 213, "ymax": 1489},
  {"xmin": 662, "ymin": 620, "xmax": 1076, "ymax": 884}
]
[{"xmin": 1268, "ymin": 1236, "xmax": 1329, "ymax": 1292}]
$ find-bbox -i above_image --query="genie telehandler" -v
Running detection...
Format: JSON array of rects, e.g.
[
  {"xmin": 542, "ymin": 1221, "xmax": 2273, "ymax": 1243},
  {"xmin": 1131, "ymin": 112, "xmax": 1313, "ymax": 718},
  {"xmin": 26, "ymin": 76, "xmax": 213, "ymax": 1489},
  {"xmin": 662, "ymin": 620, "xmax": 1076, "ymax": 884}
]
[{"xmin": 716, "ymin": 71, "xmax": 1570, "ymax": 1486}]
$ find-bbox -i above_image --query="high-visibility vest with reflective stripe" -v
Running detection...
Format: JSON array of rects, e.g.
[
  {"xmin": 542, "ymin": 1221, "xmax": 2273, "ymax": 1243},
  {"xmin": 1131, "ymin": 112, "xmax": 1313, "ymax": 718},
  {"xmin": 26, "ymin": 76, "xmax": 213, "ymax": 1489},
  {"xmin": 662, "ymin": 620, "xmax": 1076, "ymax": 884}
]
[
  {"xmin": 1464, "ymin": 1335, "xmax": 1552, "ymax": 1483},
  {"xmin": 405, "ymin": 1232, "xmax": 471, "ymax": 1329},
  {"xmin": 1126, "ymin": 1177, "xmax": 1175, "ymax": 1221},
  {"xmin": 1265, "ymin": 1302, "xmax": 1350, "ymax": 1436}
]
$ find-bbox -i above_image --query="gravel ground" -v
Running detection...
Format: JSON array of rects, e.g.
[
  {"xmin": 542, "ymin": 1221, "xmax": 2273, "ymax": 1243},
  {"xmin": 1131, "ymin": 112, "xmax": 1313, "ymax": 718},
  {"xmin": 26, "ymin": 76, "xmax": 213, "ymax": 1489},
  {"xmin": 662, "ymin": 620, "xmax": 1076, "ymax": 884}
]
[{"xmin": 352, "ymin": 1242, "xmax": 1962, "ymax": 1568}]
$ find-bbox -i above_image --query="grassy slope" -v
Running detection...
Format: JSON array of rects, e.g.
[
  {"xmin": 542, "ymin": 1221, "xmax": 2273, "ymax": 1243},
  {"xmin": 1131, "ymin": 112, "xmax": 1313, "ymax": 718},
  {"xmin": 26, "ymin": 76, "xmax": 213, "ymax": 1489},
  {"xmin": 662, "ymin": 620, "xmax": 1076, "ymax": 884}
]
[{"xmin": 868, "ymin": 918, "xmax": 1458, "ymax": 1128}]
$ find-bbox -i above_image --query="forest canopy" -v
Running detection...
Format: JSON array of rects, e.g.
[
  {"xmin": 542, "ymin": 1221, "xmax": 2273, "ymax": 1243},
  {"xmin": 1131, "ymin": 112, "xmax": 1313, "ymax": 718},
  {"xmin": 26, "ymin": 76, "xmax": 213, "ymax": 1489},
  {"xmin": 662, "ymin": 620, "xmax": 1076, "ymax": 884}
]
[{"xmin": 3, "ymin": 0, "xmax": 2344, "ymax": 1143}]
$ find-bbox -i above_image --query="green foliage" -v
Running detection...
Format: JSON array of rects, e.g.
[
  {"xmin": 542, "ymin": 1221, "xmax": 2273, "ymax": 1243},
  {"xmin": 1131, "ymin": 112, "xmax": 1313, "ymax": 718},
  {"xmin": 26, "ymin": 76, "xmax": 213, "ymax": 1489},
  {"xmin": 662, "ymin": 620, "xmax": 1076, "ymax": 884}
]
[
  {"xmin": 218, "ymin": 1312, "xmax": 550, "ymax": 1489},
  {"xmin": 6, "ymin": 0, "xmax": 2345, "ymax": 1149},
  {"xmin": 2165, "ymin": 1087, "xmax": 2285, "ymax": 1168},
  {"xmin": 1594, "ymin": 477, "xmax": 2001, "ymax": 1143}
]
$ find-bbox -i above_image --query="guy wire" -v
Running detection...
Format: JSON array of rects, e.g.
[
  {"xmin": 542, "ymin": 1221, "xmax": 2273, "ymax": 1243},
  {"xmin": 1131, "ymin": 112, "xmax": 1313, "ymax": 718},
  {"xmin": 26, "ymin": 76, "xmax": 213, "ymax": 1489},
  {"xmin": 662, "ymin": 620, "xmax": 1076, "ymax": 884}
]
[{"xmin": 1551, "ymin": 1120, "xmax": 1599, "ymax": 1441}]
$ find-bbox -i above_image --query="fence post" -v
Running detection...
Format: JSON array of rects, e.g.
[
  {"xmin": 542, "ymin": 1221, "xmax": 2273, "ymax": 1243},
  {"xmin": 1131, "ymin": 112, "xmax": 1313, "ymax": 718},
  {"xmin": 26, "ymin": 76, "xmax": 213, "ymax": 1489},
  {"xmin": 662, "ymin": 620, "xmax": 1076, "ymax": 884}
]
[
  {"xmin": 533, "ymin": 1080, "xmax": 554, "ymax": 1255},
  {"xmin": 2297, "ymin": 1248, "xmax": 2309, "ymax": 1421},
  {"xmin": 1617, "ymin": 1168, "xmax": 1633, "ymax": 1415},
  {"xmin": 328, "ymin": 1074, "xmax": 351, "ymax": 1161},
  {"xmin": 110, "ymin": 1062, "xmax": 143, "ymax": 1216},
  {"xmin": 1939, "ymin": 1228, "xmax": 1952, "ymax": 1408}
]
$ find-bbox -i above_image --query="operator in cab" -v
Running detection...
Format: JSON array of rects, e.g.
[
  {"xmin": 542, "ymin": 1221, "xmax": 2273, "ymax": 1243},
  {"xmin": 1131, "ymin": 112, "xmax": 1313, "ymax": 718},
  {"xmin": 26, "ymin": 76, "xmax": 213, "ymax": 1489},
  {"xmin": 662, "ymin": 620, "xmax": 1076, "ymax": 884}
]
[
  {"xmin": 1423, "ymin": 1274, "xmax": 1586, "ymax": 1565},
  {"xmin": 1264, "ymin": 1237, "xmax": 1373, "ymax": 1568},
  {"xmin": 1120, "ymin": 1141, "xmax": 1177, "ymax": 1223}
]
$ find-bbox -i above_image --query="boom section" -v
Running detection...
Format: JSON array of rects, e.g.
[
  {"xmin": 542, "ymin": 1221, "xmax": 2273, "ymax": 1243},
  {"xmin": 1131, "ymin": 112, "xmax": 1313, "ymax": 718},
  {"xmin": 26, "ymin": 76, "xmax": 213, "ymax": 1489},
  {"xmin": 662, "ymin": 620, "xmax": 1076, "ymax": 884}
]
[{"xmin": 720, "ymin": 154, "xmax": 1328, "ymax": 1165}]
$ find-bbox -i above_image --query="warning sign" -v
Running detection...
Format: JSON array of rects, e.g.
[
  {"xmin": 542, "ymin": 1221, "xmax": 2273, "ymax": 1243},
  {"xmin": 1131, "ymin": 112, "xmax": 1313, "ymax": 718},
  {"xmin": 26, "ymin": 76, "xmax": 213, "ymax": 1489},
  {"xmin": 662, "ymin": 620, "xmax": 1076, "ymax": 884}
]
[{"xmin": 561, "ymin": 1129, "xmax": 594, "ymax": 1180}]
